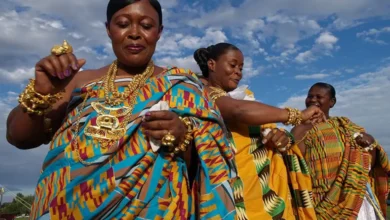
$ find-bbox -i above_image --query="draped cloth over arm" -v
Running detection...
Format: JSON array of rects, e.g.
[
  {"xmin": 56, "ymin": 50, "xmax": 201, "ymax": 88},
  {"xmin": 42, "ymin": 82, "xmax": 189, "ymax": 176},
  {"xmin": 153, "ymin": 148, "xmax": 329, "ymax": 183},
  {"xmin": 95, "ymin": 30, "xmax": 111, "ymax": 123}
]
[
  {"xmin": 304, "ymin": 117, "xmax": 390, "ymax": 219},
  {"xmin": 30, "ymin": 68, "xmax": 236, "ymax": 220},
  {"xmin": 227, "ymin": 88, "xmax": 316, "ymax": 220}
]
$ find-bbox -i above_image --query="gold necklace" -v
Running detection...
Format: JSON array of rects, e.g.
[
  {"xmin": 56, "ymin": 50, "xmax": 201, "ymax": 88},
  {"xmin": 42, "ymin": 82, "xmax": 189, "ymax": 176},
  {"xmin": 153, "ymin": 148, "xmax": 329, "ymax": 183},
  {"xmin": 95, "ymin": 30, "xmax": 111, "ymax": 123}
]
[
  {"xmin": 104, "ymin": 60, "xmax": 154, "ymax": 106},
  {"xmin": 209, "ymin": 86, "xmax": 228, "ymax": 102},
  {"xmin": 82, "ymin": 60, "xmax": 154, "ymax": 153}
]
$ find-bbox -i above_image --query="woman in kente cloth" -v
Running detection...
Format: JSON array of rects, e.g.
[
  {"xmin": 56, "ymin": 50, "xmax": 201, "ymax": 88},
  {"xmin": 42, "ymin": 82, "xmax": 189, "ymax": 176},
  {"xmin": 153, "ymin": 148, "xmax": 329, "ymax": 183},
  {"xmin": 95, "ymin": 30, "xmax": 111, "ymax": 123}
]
[
  {"xmin": 292, "ymin": 82, "xmax": 390, "ymax": 220},
  {"xmin": 6, "ymin": 1, "xmax": 236, "ymax": 219},
  {"xmin": 193, "ymin": 43, "xmax": 319, "ymax": 219}
]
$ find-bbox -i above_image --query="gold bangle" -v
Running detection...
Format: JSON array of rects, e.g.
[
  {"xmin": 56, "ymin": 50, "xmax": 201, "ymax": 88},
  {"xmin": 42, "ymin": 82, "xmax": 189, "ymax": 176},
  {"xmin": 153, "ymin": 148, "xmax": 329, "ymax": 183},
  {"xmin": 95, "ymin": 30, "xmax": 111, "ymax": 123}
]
[
  {"xmin": 173, "ymin": 117, "xmax": 195, "ymax": 154},
  {"xmin": 18, "ymin": 79, "xmax": 64, "ymax": 116},
  {"xmin": 283, "ymin": 107, "xmax": 303, "ymax": 126},
  {"xmin": 51, "ymin": 40, "xmax": 73, "ymax": 56}
]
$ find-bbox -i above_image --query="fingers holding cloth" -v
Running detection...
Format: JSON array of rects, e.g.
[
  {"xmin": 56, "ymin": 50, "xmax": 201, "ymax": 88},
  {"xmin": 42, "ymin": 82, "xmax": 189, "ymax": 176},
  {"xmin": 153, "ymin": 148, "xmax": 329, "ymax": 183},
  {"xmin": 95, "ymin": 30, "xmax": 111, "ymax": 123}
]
[
  {"xmin": 141, "ymin": 101, "xmax": 190, "ymax": 153},
  {"xmin": 262, "ymin": 128, "xmax": 294, "ymax": 153}
]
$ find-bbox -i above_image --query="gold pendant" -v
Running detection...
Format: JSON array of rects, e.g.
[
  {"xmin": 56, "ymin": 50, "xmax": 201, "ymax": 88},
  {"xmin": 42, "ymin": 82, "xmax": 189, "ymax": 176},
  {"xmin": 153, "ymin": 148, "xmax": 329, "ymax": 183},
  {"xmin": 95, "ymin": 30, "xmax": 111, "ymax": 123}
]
[{"xmin": 84, "ymin": 102, "xmax": 130, "ymax": 148}]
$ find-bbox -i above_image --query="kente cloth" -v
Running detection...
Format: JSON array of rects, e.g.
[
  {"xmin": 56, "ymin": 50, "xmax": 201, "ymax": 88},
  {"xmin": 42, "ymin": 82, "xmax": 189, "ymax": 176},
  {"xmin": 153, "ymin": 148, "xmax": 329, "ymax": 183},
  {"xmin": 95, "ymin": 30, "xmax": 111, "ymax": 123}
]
[
  {"xmin": 303, "ymin": 116, "xmax": 390, "ymax": 220},
  {"xmin": 30, "ymin": 68, "xmax": 236, "ymax": 220},
  {"xmin": 227, "ymin": 88, "xmax": 316, "ymax": 220}
]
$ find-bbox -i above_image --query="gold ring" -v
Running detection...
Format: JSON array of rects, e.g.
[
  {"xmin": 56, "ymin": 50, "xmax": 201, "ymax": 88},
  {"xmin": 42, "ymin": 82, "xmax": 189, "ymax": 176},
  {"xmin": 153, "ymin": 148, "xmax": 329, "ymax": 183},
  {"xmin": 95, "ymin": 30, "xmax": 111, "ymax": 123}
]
[
  {"xmin": 162, "ymin": 131, "xmax": 176, "ymax": 148},
  {"xmin": 51, "ymin": 40, "xmax": 73, "ymax": 56},
  {"xmin": 279, "ymin": 147, "xmax": 287, "ymax": 152}
]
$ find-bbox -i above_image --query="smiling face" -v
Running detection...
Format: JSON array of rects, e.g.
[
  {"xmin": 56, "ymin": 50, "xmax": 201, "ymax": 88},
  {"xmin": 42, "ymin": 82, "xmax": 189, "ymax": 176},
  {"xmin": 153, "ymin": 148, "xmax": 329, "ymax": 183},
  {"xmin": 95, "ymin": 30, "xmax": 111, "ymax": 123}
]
[
  {"xmin": 305, "ymin": 85, "xmax": 336, "ymax": 117},
  {"xmin": 208, "ymin": 49, "xmax": 244, "ymax": 92},
  {"xmin": 106, "ymin": 0, "xmax": 162, "ymax": 68}
]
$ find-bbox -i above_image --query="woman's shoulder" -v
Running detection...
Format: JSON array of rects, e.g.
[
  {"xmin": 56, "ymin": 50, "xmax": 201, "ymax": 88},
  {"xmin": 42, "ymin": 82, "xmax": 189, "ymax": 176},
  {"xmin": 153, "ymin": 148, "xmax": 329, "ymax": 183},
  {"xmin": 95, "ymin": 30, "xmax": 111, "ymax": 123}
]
[
  {"xmin": 162, "ymin": 66, "xmax": 197, "ymax": 76},
  {"xmin": 330, "ymin": 116, "xmax": 365, "ymax": 131},
  {"xmin": 160, "ymin": 66, "xmax": 203, "ymax": 84}
]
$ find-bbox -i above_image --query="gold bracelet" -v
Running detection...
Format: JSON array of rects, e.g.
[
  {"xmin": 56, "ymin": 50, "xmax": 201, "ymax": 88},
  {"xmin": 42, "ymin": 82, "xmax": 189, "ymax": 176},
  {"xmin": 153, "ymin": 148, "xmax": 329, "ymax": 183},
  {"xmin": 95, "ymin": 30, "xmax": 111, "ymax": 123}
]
[
  {"xmin": 283, "ymin": 107, "xmax": 303, "ymax": 126},
  {"xmin": 18, "ymin": 79, "xmax": 64, "ymax": 116},
  {"xmin": 172, "ymin": 117, "xmax": 195, "ymax": 154},
  {"xmin": 209, "ymin": 86, "xmax": 228, "ymax": 102}
]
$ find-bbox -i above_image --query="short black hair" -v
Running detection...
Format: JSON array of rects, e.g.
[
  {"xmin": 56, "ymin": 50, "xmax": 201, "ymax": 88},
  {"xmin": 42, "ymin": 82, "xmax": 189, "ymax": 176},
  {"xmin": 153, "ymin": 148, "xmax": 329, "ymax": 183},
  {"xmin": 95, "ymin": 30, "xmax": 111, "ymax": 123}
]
[
  {"xmin": 311, "ymin": 82, "xmax": 336, "ymax": 99},
  {"xmin": 193, "ymin": 43, "xmax": 240, "ymax": 77},
  {"xmin": 107, "ymin": 0, "xmax": 162, "ymax": 26}
]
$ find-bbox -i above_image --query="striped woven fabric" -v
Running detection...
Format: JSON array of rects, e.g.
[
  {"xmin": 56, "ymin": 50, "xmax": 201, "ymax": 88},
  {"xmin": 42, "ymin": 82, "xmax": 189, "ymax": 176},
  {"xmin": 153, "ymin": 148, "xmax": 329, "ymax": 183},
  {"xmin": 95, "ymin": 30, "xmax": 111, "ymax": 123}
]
[
  {"xmin": 227, "ymin": 89, "xmax": 316, "ymax": 220},
  {"xmin": 304, "ymin": 117, "xmax": 390, "ymax": 219},
  {"xmin": 30, "ymin": 68, "xmax": 236, "ymax": 219}
]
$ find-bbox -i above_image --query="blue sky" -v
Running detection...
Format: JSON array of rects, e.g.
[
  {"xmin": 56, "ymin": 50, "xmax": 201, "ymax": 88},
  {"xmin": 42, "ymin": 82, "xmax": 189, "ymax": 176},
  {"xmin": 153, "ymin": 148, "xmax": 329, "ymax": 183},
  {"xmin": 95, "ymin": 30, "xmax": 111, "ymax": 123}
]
[{"xmin": 0, "ymin": 0, "xmax": 389, "ymax": 202}]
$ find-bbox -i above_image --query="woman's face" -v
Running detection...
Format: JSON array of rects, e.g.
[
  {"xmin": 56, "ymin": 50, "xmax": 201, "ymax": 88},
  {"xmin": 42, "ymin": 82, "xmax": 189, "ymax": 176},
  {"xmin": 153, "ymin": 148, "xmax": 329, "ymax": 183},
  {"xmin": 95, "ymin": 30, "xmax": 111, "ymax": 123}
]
[
  {"xmin": 305, "ymin": 86, "xmax": 335, "ymax": 115},
  {"xmin": 209, "ymin": 49, "xmax": 244, "ymax": 92},
  {"xmin": 107, "ymin": 0, "xmax": 162, "ymax": 67}
]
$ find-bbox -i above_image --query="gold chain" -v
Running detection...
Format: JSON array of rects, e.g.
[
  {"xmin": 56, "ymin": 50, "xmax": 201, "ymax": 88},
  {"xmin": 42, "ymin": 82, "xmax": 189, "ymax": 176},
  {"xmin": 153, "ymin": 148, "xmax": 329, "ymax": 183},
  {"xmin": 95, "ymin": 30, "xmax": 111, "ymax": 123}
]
[
  {"xmin": 73, "ymin": 60, "xmax": 154, "ymax": 165},
  {"xmin": 104, "ymin": 60, "xmax": 154, "ymax": 106},
  {"xmin": 209, "ymin": 86, "xmax": 228, "ymax": 102}
]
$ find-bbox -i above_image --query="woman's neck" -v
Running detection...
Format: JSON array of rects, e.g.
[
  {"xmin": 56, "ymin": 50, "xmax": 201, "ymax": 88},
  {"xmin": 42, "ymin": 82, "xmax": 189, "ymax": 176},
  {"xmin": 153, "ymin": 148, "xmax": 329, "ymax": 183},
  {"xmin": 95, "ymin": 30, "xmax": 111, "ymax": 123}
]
[
  {"xmin": 116, "ymin": 61, "xmax": 150, "ymax": 76},
  {"xmin": 325, "ymin": 111, "xmax": 330, "ymax": 119},
  {"xmin": 207, "ymin": 76, "xmax": 223, "ymax": 89}
]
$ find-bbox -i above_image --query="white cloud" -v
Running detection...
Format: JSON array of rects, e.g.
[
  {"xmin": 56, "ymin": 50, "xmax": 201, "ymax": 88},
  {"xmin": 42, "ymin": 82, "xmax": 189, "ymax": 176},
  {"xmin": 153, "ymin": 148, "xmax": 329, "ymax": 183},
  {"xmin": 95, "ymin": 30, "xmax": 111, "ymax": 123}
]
[
  {"xmin": 295, "ymin": 32, "xmax": 339, "ymax": 63},
  {"xmin": 0, "ymin": 92, "xmax": 49, "ymax": 199},
  {"xmin": 0, "ymin": 67, "xmax": 34, "ymax": 84},
  {"xmin": 280, "ymin": 65, "xmax": 390, "ymax": 154},
  {"xmin": 178, "ymin": 28, "xmax": 228, "ymax": 50},
  {"xmin": 242, "ymin": 57, "xmax": 264, "ymax": 80},
  {"xmin": 160, "ymin": 0, "xmax": 179, "ymax": 8},
  {"xmin": 156, "ymin": 28, "xmax": 228, "ymax": 57},
  {"xmin": 295, "ymin": 51, "xmax": 315, "ymax": 64},
  {"xmin": 295, "ymin": 73, "xmax": 330, "ymax": 80},
  {"xmin": 315, "ymin": 32, "xmax": 338, "ymax": 49},
  {"xmin": 157, "ymin": 55, "xmax": 200, "ymax": 73},
  {"xmin": 356, "ymin": 27, "xmax": 390, "ymax": 45},
  {"xmin": 68, "ymin": 32, "xmax": 84, "ymax": 40},
  {"xmin": 0, "ymin": 10, "xmax": 67, "ymax": 55},
  {"xmin": 0, "ymin": 6, "xmax": 114, "ymax": 76},
  {"xmin": 330, "ymin": 18, "xmax": 363, "ymax": 30},
  {"xmin": 189, "ymin": 0, "xmax": 389, "ymax": 29},
  {"xmin": 232, "ymin": 15, "xmax": 322, "ymax": 55}
]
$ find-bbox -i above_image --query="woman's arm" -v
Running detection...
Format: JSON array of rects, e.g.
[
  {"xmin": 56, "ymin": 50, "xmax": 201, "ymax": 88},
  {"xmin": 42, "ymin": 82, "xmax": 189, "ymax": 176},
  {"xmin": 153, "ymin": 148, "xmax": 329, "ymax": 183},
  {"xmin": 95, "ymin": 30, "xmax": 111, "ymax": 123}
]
[
  {"xmin": 6, "ymin": 54, "xmax": 85, "ymax": 149},
  {"xmin": 7, "ymin": 93, "xmax": 72, "ymax": 149},
  {"xmin": 215, "ymin": 96, "xmax": 322, "ymax": 126},
  {"xmin": 290, "ymin": 124, "xmax": 313, "ymax": 156}
]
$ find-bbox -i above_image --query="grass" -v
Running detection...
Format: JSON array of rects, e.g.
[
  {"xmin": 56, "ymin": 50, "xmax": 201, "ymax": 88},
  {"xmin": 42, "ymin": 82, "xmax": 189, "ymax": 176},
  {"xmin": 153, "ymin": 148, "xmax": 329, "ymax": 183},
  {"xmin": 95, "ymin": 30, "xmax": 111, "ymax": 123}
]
[{"xmin": 387, "ymin": 206, "xmax": 390, "ymax": 218}]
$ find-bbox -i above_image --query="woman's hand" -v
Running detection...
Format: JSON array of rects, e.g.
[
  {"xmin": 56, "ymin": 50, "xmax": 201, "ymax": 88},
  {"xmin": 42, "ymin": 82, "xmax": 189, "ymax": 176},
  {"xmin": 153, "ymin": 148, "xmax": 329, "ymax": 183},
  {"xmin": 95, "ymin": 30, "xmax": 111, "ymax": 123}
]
[
  {"xmin": 142, "ymin": 111, "xmax": 187, "ymax": 146},
  {"xmin": 262, "ymin": 128, "xmax": 290, "ymax": 151},
  {"xmin": 355, "ymin": 132, "xmax": 375, "ymax": 148},
  {"xmin": 34, "ymin": 53, "xmax": 86, "ymax": 95},
  {"xmin": 301, "ymin": 106, "xmax": 326, "ymax": 124}
]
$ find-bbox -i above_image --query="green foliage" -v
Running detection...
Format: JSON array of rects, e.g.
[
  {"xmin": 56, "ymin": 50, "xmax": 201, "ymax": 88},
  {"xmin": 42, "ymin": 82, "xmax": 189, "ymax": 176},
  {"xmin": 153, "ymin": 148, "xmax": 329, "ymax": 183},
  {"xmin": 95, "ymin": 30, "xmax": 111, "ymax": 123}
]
[{"xmin": 0, "ymin": 193, "xmax": 33, "ymax": 215}]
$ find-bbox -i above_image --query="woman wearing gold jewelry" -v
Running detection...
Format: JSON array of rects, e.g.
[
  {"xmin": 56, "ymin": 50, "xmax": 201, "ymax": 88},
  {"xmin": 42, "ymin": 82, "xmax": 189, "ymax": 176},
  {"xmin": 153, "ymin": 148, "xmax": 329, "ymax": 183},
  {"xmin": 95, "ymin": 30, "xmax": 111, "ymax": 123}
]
[
  {"xmin": 6, "ymin": 1, "xmax": 236, "ymax": 219},
  {"xmin": 291, "ymin": 82, "xmax": 390, "ymax": 220},
  {"xmin": 193, "ymin": 43, "xmax": 321, "ymax": 220}
]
